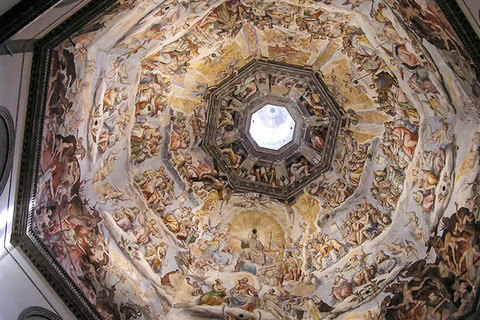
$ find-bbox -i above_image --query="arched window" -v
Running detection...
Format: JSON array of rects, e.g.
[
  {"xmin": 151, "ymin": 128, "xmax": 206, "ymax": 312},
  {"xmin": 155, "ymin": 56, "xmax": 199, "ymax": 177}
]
[
  {"xmin": 17, "ymin": 306, "xmax": 62, "ymax": 320},
  {"xmin": 0, "ymin": 107, "xmax": 14, "ymax": 195}
]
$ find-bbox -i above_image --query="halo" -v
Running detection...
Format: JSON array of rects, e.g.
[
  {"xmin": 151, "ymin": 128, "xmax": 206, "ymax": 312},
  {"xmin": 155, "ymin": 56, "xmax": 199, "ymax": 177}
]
[{"xmin": 233, "ymin": 273, "xmax": 256, "ymax": 286}]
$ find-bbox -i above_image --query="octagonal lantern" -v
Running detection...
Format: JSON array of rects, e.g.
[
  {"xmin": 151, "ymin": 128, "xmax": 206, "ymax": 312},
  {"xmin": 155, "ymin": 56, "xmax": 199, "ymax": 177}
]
[
  {"xmin": 202, "ymin": 59, "xmax": 344, "ymax": 200},
  {"xmin": 249, "ymin": 104, "xmax": 296, "ymax": 151}
]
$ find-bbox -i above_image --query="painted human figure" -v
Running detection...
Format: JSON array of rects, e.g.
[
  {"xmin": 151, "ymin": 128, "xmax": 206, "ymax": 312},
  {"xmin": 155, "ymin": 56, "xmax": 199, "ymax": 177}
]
[
  {"xmin": 229, "ymin": 277, "xmax": 260, "ymax": 312},
  {"xmin": 198, "ymin": 279, "xmax": 226, "ymax": 306},
  {"xmin": 240, "ymin": 229, "xmax": 266, "ymax": 265},
  {"xmin": 331, "ymin": 274, "xmax": 352, "ymax": 302},
  {"xmin": 391, "ymin": 125, "xmax": 418, "ymax": 159},
  {"xmin": 262, "ymin": 288, "xmax": 289, "ymax": 319},
  {"xmin": 375, "ymin": 250, "xmax": 397, "ymax": 274}
]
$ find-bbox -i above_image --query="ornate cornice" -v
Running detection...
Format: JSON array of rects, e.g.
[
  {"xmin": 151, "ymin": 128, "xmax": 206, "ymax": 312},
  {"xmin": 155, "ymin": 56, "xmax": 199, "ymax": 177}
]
[
  {"xmin": 436, "ymin": 0, "xmax": 480, "ymax": 78},
  {"xmin": 0, "ymin": 0, "xmax": 61, "ymax": 44}
]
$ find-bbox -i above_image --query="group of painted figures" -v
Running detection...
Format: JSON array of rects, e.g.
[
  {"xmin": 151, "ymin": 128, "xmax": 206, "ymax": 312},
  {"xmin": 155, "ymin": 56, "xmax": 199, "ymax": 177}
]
[
  {"xmin": 29, "ymin": 0, "xmax": 480, "ymax": 318},
  {"xmin": 211, "ymin": 69, "xmax": 330, "ymax": 190}
]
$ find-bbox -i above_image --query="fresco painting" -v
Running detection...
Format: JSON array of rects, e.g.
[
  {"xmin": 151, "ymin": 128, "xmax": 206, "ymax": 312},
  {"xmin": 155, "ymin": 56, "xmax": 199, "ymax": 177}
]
[{"xmin": 29, "ymin": 0, "xmax": 480, "ymax": 318}]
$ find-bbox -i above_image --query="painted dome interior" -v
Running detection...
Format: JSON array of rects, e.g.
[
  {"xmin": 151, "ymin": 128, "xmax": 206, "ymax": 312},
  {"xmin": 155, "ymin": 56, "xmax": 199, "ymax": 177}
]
[
  {"xmin": 201, "ymin": 59, "xmax": 343, "ymax": 199},
  {"xmin": 27, "ymin": 0, "xmax": 480, "ymax": 319}
]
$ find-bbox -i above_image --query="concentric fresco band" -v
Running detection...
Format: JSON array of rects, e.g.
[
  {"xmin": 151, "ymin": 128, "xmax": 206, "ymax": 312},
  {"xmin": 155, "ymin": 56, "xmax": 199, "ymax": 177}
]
[{"xmin": 10, "ymin": 0, "xmax": 480, "ymax": 319}]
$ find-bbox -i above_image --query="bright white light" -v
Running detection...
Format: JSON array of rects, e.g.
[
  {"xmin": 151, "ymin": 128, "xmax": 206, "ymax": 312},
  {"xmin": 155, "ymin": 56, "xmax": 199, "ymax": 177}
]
[{"xmin": 249, "ymin": 104, "xmax": 295, "ymax": 150}]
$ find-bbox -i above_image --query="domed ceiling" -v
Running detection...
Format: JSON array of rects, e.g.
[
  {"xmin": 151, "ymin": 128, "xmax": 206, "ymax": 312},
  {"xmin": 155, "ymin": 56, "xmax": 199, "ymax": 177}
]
[
  {"xmin": 201, "ymin": 59, "xmax": 344, "ymax": 199},
  {"xmin": 14, "ymin": 0, "xmax": 480, "ymax": 319}
]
